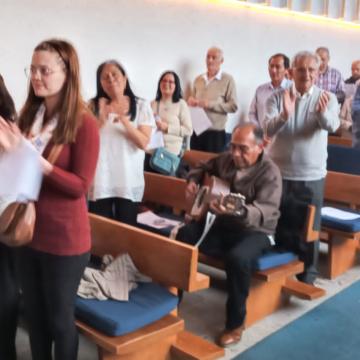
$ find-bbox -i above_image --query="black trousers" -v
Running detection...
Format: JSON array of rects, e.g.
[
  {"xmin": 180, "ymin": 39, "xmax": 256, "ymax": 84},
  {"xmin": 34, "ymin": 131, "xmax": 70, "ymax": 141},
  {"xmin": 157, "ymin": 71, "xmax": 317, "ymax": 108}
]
[
  {"xmin": 0, "ymin": 243, "xmax": 19, "ymax": 360},
  {"xmin": 18, "ymin": 247, "xmax": 89, "ymax": 360},
  {"xmin": 190, "ymin": 129, "xmax": 226, "ymax": 153},
  {"xmin": 275, "ymin": 178, "xmax": 324, "ymax": 284},
  {"xmin": 89, "ymin": 197, "xmax": 139, "ymax": 226},
  {"xmin": 177, "ymin": 221, "xmax": 271, "ymax": 330}
]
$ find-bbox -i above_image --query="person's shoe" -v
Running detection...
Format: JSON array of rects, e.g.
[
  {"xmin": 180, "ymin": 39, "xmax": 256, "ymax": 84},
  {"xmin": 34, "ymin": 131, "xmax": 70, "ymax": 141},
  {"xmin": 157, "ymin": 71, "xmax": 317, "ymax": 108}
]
[{"xmin": 218, "ymin": 325, "xmax": 245, "ymax": 347}]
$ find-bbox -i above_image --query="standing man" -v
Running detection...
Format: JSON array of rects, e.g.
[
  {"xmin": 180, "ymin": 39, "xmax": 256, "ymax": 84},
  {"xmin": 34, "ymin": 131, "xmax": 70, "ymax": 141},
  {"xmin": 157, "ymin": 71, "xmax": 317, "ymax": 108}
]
[
  {"xmin": 177, "ymin": 124, "xmax": 282, "ymax": 347},
  {"xmin": 315, "ymin": 47, "xmax": 345, "ymax": 104},
  {"xmin": 265, "ymin": 51, "xmax": 340, "ymax": 284},
  {"xmin": 188, "ymin": 47, "xmax": 238, "ymax": 153},
  {"xmin": 249, "ymin": 53, "xmax": 291, "ymax": 128}
]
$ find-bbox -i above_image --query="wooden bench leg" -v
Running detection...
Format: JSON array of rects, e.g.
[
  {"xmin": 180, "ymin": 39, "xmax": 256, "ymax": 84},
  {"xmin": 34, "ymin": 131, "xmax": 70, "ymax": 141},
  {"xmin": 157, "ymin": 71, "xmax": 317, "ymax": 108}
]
[
  {"xmin": 327, "ymin": 236, "xmax": 359, "ymax": 279},
  {"xmin": 245, "ymin": 278, "xmax": 289, "ymax": 326}
]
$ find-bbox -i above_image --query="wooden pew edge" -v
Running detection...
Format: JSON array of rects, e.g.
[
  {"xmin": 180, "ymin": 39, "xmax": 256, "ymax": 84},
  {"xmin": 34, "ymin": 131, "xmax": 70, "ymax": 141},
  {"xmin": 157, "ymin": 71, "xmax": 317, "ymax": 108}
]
[{"xmin": 76, "ymin": 314, "xmax": 184, "ymax": 355}]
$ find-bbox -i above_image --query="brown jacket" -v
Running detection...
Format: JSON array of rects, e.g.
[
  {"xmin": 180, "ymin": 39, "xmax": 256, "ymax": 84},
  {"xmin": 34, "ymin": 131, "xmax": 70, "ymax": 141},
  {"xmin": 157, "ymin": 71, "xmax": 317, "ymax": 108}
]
[{"xmin": 188, "ymin": 152, "xmax": 282, "ymax": 235}]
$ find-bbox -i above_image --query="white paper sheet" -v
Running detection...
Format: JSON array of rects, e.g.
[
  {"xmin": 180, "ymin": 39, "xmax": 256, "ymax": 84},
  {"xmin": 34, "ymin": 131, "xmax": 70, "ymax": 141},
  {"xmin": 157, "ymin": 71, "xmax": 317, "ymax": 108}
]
[
  {"xmin": 137, "ymin": 210, "xmax": 181, "ymax": 229},
  {"xmin": 321, "ymin": 207, "xmax": 360, "ymax": 221},
  {"xmin": 189, "ymin": 106, "xmax": 212, "ymax": 135},
  {"xmin": 0, "ymin": 138, "xmax": 43, "ymax": 201},
  {"xmin": 146, "ymin": 129, "xmax": 165, "ymax": 150}
]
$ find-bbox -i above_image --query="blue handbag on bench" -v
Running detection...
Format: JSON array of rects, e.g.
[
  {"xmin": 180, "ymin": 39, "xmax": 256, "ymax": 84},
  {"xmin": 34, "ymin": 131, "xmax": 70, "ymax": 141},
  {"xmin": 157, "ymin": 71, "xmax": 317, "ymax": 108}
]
[{"xmin": 149, "ymin": 147, "xmax": 180, "ymax": 176}]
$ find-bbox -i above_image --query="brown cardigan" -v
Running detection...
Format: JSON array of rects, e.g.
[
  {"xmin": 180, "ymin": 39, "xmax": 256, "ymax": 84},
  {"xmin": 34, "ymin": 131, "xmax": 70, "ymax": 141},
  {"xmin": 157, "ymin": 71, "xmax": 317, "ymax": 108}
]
[{"xmin": 188, "ymin": 152, "xmax": 282, "ymax": 235}]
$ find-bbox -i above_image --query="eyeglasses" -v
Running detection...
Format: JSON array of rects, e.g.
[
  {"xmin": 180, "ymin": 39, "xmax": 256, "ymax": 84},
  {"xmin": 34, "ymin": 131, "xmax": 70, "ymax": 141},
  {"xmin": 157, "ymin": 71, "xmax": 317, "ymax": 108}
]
[
  {"xmin": 24, "ymin": 65, "xmax": 64, "ymax": 78},
  {"xmin": 161, "ymin": 80, "xmax": 175, "ymax": 85}
]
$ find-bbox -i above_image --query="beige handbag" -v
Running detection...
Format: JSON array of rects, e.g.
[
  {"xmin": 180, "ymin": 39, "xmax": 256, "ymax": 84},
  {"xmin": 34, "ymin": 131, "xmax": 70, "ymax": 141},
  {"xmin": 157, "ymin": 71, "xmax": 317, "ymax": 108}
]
[{"xmin": 0, "ymin": 144, "xmax": 63, "ymax": 247}]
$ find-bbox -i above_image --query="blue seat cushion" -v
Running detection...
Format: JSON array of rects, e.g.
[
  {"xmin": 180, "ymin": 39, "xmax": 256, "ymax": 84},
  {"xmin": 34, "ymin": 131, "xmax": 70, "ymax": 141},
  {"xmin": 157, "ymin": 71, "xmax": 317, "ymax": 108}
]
[
  {"xmin": 255, "ymin": 251, "xmax": 298, "ymax": 271},
  {"xmin": 321, "ymin": 207, "xmax": 360, "ymax": 232},
  {"xmin": 75, "ymin": 282, "xmax": 179, "ymax": 336}
]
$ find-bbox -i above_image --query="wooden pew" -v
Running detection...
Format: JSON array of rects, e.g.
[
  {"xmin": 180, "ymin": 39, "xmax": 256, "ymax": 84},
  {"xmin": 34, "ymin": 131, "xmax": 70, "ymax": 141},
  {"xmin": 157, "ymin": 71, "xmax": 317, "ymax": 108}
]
[
  {"xmin": 182, "ymin": 149, "xmax": 217, "ymax": 168},
  {"xmin": 143, "ymin": 171, "xmax": 325, "ymax": 327},
  {"xmin": 328, "ymin": 135, "xmax": 352, "ymax": 147},
  {"xmin": 76, "ymin": 214, "xmax": 224, "ymax": 360},
  {"xmin": 321, "ymin": 171, "xmax": 360, "ymax": 278}
]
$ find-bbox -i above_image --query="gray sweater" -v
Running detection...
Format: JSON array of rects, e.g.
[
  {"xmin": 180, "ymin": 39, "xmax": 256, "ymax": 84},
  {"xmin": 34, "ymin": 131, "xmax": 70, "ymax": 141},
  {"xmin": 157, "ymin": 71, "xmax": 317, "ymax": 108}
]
[
  {"xmin": 188, "ymin": 152, "xmax": 282, "ymax": 235},
  {"xmin": 265, "ymin": 86, "xmax": 340, "ymax": 181}
]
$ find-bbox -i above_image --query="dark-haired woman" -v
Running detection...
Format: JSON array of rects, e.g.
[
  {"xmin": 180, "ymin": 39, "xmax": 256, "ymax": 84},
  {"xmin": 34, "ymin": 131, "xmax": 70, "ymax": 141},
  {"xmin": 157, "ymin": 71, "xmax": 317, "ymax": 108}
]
[
  {"xmin": 151, "ymin": 71, "xmax": 192, "ymax": 155},
  {"xmin": 0, "ymin": 74, "xmax": 19, "ymax": 360},
  {"xmin": 88, "ymin": 60, "xmax": 155, "ymax": 225},
  {"xmin": 17, "ymin": 39, "xmax": 99, "ymax": 360}
]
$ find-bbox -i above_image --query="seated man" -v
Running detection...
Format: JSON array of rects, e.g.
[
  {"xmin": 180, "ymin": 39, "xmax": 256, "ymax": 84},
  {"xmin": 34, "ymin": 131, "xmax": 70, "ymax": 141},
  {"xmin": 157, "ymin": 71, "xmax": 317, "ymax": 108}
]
[{"xmin": 177, "ymin": 124, "xmax": 282, "ymax": 347}]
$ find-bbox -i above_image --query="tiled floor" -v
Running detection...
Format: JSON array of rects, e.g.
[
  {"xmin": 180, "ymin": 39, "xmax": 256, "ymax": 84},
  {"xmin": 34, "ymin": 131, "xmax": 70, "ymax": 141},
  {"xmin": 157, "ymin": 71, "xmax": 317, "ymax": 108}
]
[{"xmin": 16, "ymin": 249, "xmax": 360, "ymax": 360}]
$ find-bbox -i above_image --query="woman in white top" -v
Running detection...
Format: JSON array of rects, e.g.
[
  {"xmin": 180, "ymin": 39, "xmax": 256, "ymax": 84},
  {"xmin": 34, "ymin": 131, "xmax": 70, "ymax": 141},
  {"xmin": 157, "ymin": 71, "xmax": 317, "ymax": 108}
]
[{"xmin": 88, "ymin": 60, "xmax": 155, "ymax": 225}]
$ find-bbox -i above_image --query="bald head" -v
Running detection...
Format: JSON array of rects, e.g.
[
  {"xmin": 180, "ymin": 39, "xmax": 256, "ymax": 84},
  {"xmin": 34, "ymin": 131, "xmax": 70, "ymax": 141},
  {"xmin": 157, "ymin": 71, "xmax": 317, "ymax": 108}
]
[
  {"xmin": 351, "ymin": 60, "xmax": 360, "ymax": 80},
  {"xmin": 230, "ymin": 124, "xmax": 264, "ymax": 169}
]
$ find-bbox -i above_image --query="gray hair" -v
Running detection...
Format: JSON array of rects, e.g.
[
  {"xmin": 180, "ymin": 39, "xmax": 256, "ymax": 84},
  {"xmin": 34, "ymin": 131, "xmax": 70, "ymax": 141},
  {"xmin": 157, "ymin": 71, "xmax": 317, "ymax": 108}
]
[
  {"xmin": 291, "ymin": 51, "xmax": 320, "ymax": 69},
  {"xmin": 207, "ymin": 47, "xmax": 224, "ymax": 60}
]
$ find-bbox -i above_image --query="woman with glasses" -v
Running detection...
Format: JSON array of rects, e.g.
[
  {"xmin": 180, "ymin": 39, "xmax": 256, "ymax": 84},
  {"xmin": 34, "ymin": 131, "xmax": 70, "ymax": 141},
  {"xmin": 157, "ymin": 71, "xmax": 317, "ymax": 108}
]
[
  {"xmin": 0, "ymin": 74, "xmax": 19, "ymax": 360},
  {"xmin": 88, "ymin": 60, "xmax": 155, "ymax": 225},
  {"xmin": 17, "ymin": 39, "xmax": 99, "ymax": 360},
  {"xmin": 152, "ymin": 71, "xmax": 192, "ymax": 156},
  {"xmin": 144, "ymin": 71, "xmax": 192, "ymax": 174}
]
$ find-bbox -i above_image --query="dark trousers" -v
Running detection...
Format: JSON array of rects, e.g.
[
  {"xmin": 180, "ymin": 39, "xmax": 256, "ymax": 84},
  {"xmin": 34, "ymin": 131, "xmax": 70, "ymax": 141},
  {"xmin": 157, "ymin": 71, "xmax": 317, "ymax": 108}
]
[
  {"xmin": 177, "ymin": 221, "xmax": 271, "ymax": 330},
  {"xmin": 190, "ymin": 129, "xmax": 226, "ymax": 153},
  {"xmin": 18, "ymin": 247, "xmax": 89, "ymax": 360},
  {"xmin": 275, "ymin": 178, "xmax": 324, "ymax": 284},
  {"xmin": 89, "ymin": 197, "xmax": 139, "ymax": 226},
  {"xmin": 0, "ymin": 243, "xmax": 19, "ymax": 360}
]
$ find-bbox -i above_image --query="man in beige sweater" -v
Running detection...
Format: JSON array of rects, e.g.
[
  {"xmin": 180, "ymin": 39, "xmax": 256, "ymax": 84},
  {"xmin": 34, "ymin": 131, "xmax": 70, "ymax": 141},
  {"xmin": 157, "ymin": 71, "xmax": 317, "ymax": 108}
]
[{"xmin": 188, "ymin": 47, "xmax": 238, "ymax": 153}]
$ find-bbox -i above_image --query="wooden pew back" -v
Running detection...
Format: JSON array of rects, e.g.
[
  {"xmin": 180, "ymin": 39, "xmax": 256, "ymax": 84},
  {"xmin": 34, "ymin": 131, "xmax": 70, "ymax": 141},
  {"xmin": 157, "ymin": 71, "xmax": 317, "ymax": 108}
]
[
  {"xmin": 328, "ymin": 135, "xmax": 352, "ymax": 147},
  {"xmin": 324, "ymin": 171, "xmax": 360, "ymax": 208},
  {"xmin": 182, "ymin": 149, "xmax": 217, "ymax": 168},
  {"xmin": 89, "ymin": 213, "xmax": 209, "ymax": 292}
]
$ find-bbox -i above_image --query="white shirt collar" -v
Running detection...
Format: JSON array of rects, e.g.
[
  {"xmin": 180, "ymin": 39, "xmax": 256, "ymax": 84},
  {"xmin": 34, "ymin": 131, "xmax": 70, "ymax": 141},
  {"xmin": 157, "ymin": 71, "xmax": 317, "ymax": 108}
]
[
  {"xmin": 202, "ymin": 70, "xmax": 222, "ymax": 84},
  {"xmin": 295, "ymin": 86, "xmax": 314, "ymax": 99},
  {"xmin": 269, "ymin": 78, "xmax": 291, "ymax": 90}
]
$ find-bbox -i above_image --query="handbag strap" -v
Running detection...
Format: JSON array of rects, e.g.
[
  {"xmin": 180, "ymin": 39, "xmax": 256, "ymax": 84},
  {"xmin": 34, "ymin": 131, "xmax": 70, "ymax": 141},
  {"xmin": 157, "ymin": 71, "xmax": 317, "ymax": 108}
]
[{"xmin": 47, "ymin": 144, "xmax": 64, "ymax": 164}]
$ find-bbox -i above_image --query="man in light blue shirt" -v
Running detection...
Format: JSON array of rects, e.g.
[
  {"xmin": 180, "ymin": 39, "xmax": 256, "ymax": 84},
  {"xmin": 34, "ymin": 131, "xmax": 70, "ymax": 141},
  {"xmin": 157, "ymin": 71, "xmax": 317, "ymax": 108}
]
[
  {"xmin": 249, "ymin": 53, "xmax": 291, "ymax": 129},
  {"xmin": 265, "ymin": 51, "xmax": 340, "ymax": 284}
]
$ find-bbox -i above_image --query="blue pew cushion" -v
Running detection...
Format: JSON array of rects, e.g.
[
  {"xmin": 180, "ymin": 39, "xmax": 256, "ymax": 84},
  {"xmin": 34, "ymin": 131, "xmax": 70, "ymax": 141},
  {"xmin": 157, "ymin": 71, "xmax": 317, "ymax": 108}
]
[
  {"xmin": 75, "ymin": 282, "xmax": 179, "ymax": 336},
  {"xmin": 321, "ymin": 206, "xmax": 360, "ymax": 232},
  {"xmin": 255, "ymin": 251, "xmax": 298, "ymax": 271}
]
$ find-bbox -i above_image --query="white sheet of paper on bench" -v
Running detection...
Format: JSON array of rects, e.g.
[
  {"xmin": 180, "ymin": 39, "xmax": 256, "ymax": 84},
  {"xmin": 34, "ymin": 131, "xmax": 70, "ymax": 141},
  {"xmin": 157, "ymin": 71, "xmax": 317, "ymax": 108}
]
[
  {"xmin": 137, "ymin": 210, "xmax": 181, "ymax": 229},
  {"xmin": 146, "ymin": 129, "xmax": 164, "ymax": 150},
  {"xmin": 0, "ymin": 138, "xmax": 42, "ymax": 201},
  {"xmin": 189, "ymin": 106, "xmax": 212, "ymax": 135},
  {"xmin": 321, "ymin": 207, "xmax": 360, "ymax": 221}
]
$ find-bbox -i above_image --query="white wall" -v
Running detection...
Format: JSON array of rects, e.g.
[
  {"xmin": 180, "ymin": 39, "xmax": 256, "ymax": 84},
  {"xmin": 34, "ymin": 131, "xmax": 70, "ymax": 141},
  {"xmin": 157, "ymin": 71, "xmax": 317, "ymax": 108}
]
[{"xmin": 1, "ymin": 0, "xmax": 359, "ymax": 130}]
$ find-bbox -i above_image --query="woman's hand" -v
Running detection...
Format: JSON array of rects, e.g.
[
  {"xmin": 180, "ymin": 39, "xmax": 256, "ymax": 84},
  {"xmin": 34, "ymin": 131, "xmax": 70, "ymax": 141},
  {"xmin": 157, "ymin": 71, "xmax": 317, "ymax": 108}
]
[
  {"xmin": 0, "ymin": 116, "xmax": 22, "ymax": 152},
  {"xmin": 156, "ymin": 118, "xmax": 168, "ymax": 133}
]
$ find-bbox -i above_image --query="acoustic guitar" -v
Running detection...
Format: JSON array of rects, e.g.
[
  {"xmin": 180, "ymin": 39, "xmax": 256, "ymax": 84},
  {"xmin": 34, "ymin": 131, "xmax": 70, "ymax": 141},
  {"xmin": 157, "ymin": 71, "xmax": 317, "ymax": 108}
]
[{"xmin": 189, "ymin": 175, "xmax": 246, "ymax": 221}]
